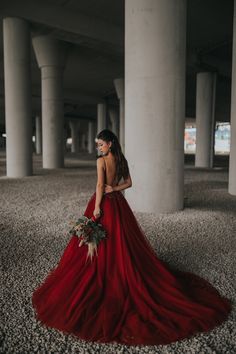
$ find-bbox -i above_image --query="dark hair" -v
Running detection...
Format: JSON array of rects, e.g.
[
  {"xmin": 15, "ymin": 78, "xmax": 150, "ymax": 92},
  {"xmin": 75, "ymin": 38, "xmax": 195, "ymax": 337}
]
[{"xmin": 96, "ymin": 129, "xmax": 129, "ymax": 182}]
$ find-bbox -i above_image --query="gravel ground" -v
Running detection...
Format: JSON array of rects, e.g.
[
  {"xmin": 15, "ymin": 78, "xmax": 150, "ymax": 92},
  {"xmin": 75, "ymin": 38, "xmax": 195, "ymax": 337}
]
[{"xmin": 0, "ymin": 151, "xmax": 235, "ymax": 354}]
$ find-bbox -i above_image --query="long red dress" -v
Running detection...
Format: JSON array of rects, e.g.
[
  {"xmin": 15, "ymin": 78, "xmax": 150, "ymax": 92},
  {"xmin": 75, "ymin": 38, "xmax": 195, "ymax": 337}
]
[{"xmin": 32, "ymin": 190, "xmax": 232, "ymax": 346}]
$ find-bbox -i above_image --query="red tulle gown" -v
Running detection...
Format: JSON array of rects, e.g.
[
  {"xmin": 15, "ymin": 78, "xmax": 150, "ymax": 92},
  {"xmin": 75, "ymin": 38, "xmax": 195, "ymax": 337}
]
[{"xmin": 32, "ymin": 190, "xmax": 232, "ymax": 346}]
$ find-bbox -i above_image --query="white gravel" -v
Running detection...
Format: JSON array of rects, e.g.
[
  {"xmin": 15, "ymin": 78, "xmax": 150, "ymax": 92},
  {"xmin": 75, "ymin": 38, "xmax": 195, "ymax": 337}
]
[{"xmin": 0, "ymin": 151, "xmax": 235, "ymax": 354}]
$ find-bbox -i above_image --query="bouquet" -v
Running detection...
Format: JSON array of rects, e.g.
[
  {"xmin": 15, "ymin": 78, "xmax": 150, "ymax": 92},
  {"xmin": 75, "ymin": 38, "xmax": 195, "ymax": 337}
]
[{"xmin": 69, "ymin": 214, "xmax": 106, "ymax": 262}]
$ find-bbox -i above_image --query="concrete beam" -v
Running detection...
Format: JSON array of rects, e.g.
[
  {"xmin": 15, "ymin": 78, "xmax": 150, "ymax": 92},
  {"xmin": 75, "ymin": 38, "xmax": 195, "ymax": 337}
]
[{"xmin": 0, "ymin": 0, "xmax": 123, "ymax": 54}]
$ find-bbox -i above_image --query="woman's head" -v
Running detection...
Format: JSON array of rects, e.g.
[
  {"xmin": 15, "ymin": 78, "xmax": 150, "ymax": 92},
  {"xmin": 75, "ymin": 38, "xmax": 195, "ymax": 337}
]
[
  {"xmin": 96, "ymin": 129, "xmax": 119, "ymax": 156},
  {"xmin": 96, "ymin": 129, "xmax": 129, "ymax": 181}
]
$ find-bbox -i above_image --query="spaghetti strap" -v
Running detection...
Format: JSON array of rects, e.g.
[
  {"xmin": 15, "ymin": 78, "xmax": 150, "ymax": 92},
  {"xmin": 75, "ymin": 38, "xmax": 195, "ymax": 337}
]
[{"xmin": 101, "ymin": 156, "xmax": 107, "ymax": 184}]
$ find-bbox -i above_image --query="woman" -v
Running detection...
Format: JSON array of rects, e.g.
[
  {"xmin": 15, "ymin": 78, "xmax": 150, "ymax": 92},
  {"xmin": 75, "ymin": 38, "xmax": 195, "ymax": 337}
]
[
  {"xmin": 32, "ymin": 129, "xmax": 232, "ymax": 346},
  {"xmin": 93, "ymin": 129, "xmax": 132, "ymax": 220}
]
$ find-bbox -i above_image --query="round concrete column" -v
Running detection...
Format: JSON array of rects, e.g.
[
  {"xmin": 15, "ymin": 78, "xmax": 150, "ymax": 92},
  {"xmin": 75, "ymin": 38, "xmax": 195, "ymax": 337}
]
[
  {"xmin": 3, "ymin": 17, "xmax": 32, "ymax": 177},
  {"xmin": 114, "ymin": 78, "xmax": 124, "ymax": 152},
  {"xmin": 229, "ymin": 0, "xmax": 236, "ymax": 195},
  {"xmin": 69, "ymin": 120, "xmax": 79, "ymax": 153},
  {"xmin": 88, "ymin": 121, "xmax": 95, "ymax": 154},
  {"xmin": 81, "ymin": 133, "xmax": 87, "ymax": 151},
  {"xmin": 97, "ymin": 103, "xmax": 106, "ymax": 134},
  {"xmin": 109, "ymin": 109, "xmax": 119, "ymax": 137},
  {"xmin": 32, "ymin": 36, "xmax": 68, "ymax": 169},
  {"xmin": 125, "ymin": 0, "xmax": 186, "ymax": 213},
  {"xmin": 64, "ymin": 126, "xmax": 68, "ymax": 152},
  {"xmin": 35, "ymin": 115, "xmax": 42, "ymax": 155},
  {"xmin": 195, "ymin": 72, "xmax": 217, "ymax": 168},
  {"xmin": 42, "ymin": 65, "xmax": 64, "ymax": 167}
]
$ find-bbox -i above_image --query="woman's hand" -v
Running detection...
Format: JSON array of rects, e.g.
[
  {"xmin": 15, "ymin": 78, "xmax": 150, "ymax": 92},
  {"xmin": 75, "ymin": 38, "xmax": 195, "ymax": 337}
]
[
  {"xmin": 93, "ymin": 207, "xmax": 102, "ymax": 219},
  {"xmin": 105, "ymin": 184, "xmax": 113, "ymax": 194}
]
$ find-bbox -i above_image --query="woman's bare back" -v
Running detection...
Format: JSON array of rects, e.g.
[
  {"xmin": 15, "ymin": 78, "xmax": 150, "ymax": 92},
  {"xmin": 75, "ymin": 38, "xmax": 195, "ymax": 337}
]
[{"xmin": 102, "ymin": 155, "xmax": 119, "ymax": 187}]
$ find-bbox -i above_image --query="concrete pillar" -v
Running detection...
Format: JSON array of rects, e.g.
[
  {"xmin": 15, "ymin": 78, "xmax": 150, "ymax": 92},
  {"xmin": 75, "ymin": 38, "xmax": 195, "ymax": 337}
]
[
  {"xmin": 114, "ymin": 78, "xmax": 125, "ymax": 151},
  {"xmin": 32, "ymin": 36, "xmax": 68, "ymax": 169},
  {"xmin": 64, "ymin": 126, "xmax": 68, "ymax": 152},
  {"xmin": 35, "ymin": 115, "xmax": 42, "ymax": 155},
  {"xmin": 3, "ymin": 17, "xmax": 32, "ymax": 177},
  {"xmin": 195, "ymin": 72, "xmax": 217, "ymax": 168},
  {"xmin": 81, "ymin": 133, "xmax": 87, "ymax": 151},
  {"xmin": 69, "ymin": 120, "xmax": 79, "ymax": 153},
  {"xmin": 97, "ymin": 103, "xmax": 106, "ymax": 134},
  {"xmin": 88, "ymin": 121, "xmax": 95, "ymax": 154},
  {"xmin": 229, "ymin": 0, "xmax": 236, "ymax": 195},
  {"xmin": 109, "ymin": 109, "xmax": 119, "ymax": 137},
  {"xmin": 125, "ymin": 0, "xmax": 186, "ymax": 214}
]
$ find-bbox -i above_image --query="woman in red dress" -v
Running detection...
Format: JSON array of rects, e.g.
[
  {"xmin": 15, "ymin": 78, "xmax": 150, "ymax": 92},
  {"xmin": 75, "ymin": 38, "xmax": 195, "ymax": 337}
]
[{"xmin": 32, "ymin": 129, "xmax": 232, "ymax": 346}]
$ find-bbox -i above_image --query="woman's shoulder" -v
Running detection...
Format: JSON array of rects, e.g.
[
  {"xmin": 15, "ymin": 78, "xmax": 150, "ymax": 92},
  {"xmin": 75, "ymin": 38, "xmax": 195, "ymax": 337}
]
[
  {"xmin": 96, "ymin": 156, "xmax": 106, "ymax": 169},
  {"xmin": 96, "ymin": 155, "xmax": 105, "ymax": 163}
]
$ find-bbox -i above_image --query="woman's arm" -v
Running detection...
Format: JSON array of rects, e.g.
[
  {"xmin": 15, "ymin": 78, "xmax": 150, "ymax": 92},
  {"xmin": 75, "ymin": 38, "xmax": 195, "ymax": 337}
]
[
  {"xmin": 94, "ymin": 158, "xmax": 105, "ymax": 218},
  {"xmin": 108, "ymin": 174, "xmax": 132, "ymax": 193}
]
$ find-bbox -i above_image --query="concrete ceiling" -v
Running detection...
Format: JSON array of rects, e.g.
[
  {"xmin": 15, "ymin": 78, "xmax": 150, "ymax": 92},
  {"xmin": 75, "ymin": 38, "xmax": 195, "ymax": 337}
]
[
  {"xmin": 0, "ymin": 0, "xmax": 234, "ymax": 128},
  {"xmin": 45, "ymin": 0, "xmax": 124, "ymax": 27}
]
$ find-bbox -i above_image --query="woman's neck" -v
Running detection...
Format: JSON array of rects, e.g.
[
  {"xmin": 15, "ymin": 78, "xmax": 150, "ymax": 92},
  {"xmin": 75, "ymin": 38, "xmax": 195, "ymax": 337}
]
[{"xmin": 102, "ymin": 151, "xmax": 113, "ymax": 158}]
